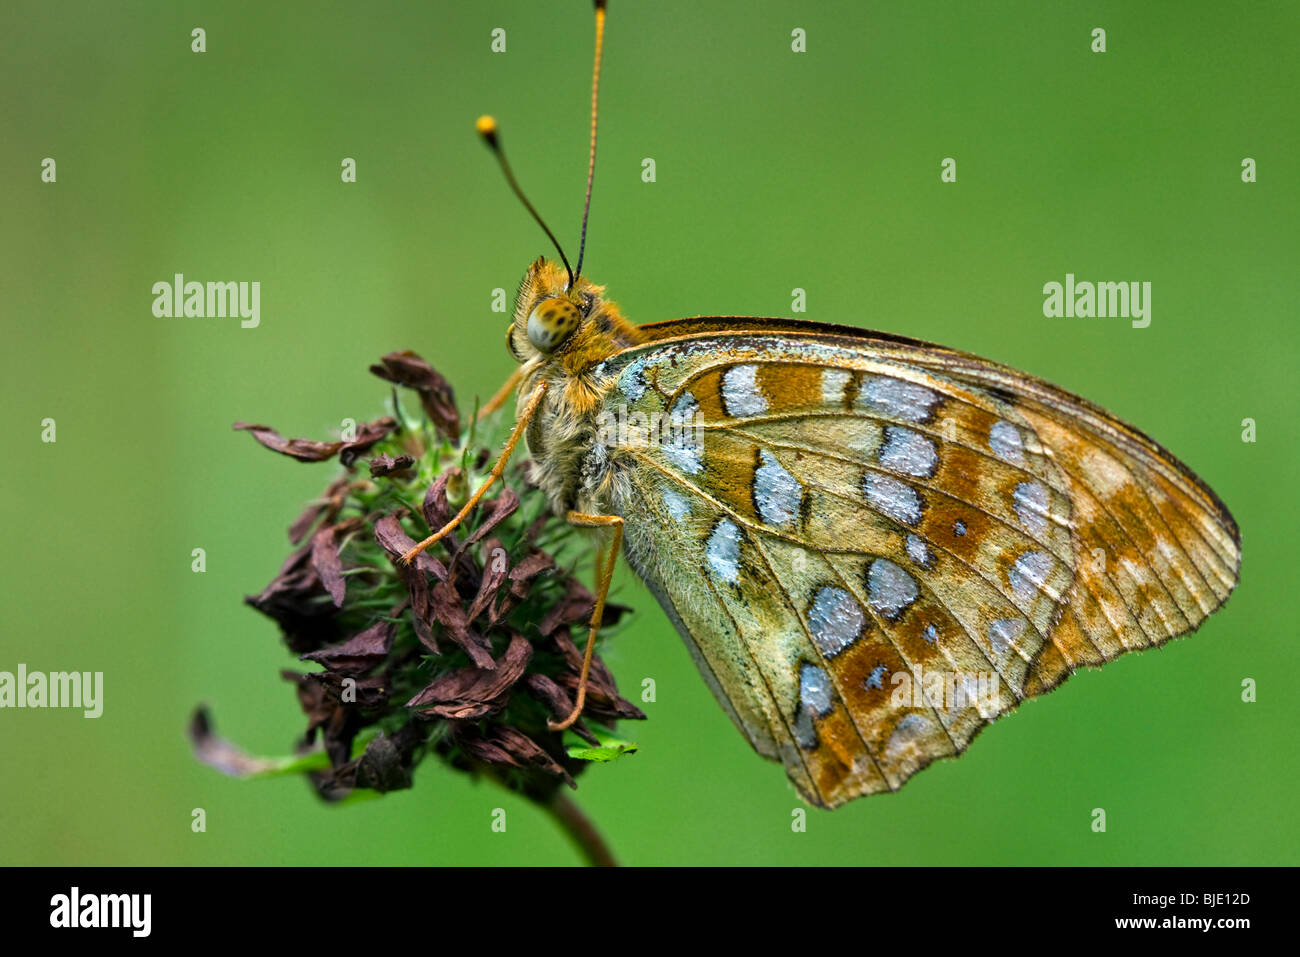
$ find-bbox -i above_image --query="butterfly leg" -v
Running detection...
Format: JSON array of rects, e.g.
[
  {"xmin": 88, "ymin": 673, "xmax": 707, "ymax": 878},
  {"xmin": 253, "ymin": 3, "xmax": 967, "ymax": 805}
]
[
  {"xmin": 400, "ymin": 378, "xmax": 548, "ymax": 565},
  {"xmin": 474, "ymin": 367, "xmax": 523, "ymax": 422},
  {"xmin": 548, "ymin": 510, "xmax": 624, "ymax": 731}
]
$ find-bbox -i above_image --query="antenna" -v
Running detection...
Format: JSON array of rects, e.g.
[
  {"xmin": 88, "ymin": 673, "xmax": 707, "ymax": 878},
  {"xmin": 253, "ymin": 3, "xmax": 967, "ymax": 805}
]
[
  {"xmin": 573, "ymin": 0, "xmax": 607, "ymax": 284},
  {"xmin": 476, "ymin": 115, "xmax": 575, "ymax": 289}
]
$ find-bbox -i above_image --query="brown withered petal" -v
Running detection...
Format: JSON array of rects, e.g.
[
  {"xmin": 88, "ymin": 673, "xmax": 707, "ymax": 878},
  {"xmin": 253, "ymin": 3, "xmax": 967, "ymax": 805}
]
[
  {"xmin": 370, "ymin": 350, "xmax": 460, "ymax": 443},
  {"xmin": 457, "ymin": 724, "xmax": 574, "ymax": 788},
  {"xmin": 299, "ymin": 621, "xmax": 394, "ymax": 676},
  {"xmin": 506, "ymin": 549, "xmax": 555, "ymax": 600},
  {"xmin": 522, "ymin": 674, "xmax": 600, "ymax": 746},
  {"xmin": 288, "ymin": 476, "xmax": 351, "ymax": 544},
  {"xmin": 488, "ymin": 548, "xmax": 556, "ymax": 625},
  {"xmin": 308, "ymin": 762, "xmax": 357, "ymax": 801},
  {"xmin": 189, "ymin": 706, "xmax": 286, "ymax": 778},
  {"xmin": 252, "ymin": 541, "xmax": 312, "ymax": 597},
  {"xmin": 373, "ymin": 515, "xmax": 446, "ymax": 580},
  {"xmin": 467, "ymin": 537, "xmax": 509, "ymax": 621},
  {"xmin": 314, "ymin": 722, "xmax": 429, "ymax": 800},
  {"xmin": 283, "ymin": 669, "xmax": 389, "ymax": 766},
  {"xmin": 422, "ymin": 470, "xmax": 457, "ymax": 531},
  {"xmin": 288, "ymin": 501, "xmax": 324, "ymax": 545},
  {"xmin": 234, "ymin": 418, "xmax": 397, "ymax": 468},
  {"xmin": 461, "ymin": 488, "xmax": 519, "ymax": 549},
  {"xmin": 539, "ymin": 578, "xmax": 596, "ymax": 637},
  {"xmin": 372, "ymin": 515, "xmax": 455, "ymax": 655},
  {"xmin": 353, "ymin": 731, "xmax": 417, "ymax": 792},
  {"xmin": 339, "ymin": 417, "xmax": 400, "ymax": 468},
  {"xmin": 417, "ymin": 471, "xmax": 488, "ymax": 582},
  {"xmin": 585, "ymin": 696, "xmax": 647, "ymax": 722},
  {"xmin": 245, "ymin": 544, "xmax": 341, "ymax": 654},
  {"xmin": 549, "ymin": 629, "xmax": 646, "ymax": 722},
  {"xmin": 429, "ymin": 579, "xmax": 495, "ymax": 670},
  {"xmin": 537, "ymin": 580, "xmax": 629, "ymax": 637},
  {"xmin": 406, "ymin": 632, "xmax": 532, "ymax": 719},
  {"xmin": 421, "ymin": 477, "xmax": 472, "ymax": 588},
  {"xmin": 307, "ymin": 670, "xmax": 389, "ymax": 711},
  {"xmin": 488, "ymin": 596, "xmax": 517, "ymax": 630},
  {"xmin": 281, "ymin": 669, "xmax": 339, "ymax": 737},
  {"xmin": 603, "ymin": 604, "xmax": 631, "ymax": 629},
  {"xmin": 408, "ymin": 580, "xmax": 440, "ymax": 655},
  {"xmin": 368, "ymin": 453, "xmax": 416, "ymax": 478},
  {"xmin": 233, "ymin": 422, "xmax": 346, "ymax": 462},
  {"xmin": 310, "ymin": 525, "xmax": 347, "ymax": 607}
]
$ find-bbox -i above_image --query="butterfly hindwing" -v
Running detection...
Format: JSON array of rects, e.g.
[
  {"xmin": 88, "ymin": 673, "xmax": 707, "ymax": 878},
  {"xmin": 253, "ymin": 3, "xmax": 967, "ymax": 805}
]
[{"xmin": 593, "ymin": 321, "xmax": 1240, "ymax": 807}]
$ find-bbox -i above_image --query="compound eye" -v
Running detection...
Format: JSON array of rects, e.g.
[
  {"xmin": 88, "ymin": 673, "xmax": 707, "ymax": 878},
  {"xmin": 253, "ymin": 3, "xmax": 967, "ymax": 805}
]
[{"xmin": 526, "ymin": 297, "xmax": 582, "ymax": 353}]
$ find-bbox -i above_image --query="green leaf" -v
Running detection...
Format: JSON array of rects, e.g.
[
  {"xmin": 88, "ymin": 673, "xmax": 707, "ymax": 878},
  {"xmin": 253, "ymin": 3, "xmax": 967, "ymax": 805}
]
[{"xmin": 564, "ymin": 728, "xmax": 639, "ymax": 763}]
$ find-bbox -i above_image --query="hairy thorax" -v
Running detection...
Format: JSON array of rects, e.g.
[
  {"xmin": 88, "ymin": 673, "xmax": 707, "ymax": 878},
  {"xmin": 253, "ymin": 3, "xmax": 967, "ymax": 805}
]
[{"xmin": 523, "ymin": 361, "xmax": 627, "ymax": 520}]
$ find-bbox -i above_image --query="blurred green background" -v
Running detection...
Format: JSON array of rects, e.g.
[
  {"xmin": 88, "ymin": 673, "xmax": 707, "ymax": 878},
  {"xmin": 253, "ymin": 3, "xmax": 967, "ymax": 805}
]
[{"xmin": 2, "ymin": 0, "xmax": 1296, "ymax": 866}]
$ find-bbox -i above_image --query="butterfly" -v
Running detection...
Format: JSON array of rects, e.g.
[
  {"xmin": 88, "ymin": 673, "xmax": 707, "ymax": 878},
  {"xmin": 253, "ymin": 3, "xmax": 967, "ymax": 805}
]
[{"xmin": 404, "ymin": 0, "xmax": 1241, "ymax": 808}]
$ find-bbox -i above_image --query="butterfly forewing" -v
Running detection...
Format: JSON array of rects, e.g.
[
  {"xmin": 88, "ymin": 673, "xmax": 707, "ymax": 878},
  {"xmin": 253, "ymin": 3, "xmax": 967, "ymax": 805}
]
[{"xmin": 595, "ymin": 322, "xmax": 1240, "ymax": 807}]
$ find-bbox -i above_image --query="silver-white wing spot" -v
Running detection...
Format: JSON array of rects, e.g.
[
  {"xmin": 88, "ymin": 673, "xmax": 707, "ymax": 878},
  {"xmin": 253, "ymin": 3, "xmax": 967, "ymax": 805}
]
[
  {"xmin": 1012, "ymin": 480, "xmax": 1051, "ymax": 539},
  {"xmin": 662, "ymin": 488, "xmax": 691, "ymax": 522},
  {"xmin": 878, "ymin": 425, "xmax": 938, "ymax": 478},
  {"xmin": 619, "ymin": 356, "xmax": 648, "ymax": 401},
  {"xmin": 821, "ymin": 368, "xmax": 852, "ymax": 405},
  {"xmin": 866, "ymin": 558, "xmax": 918, "ymax": 618},
  {"xmin": 859, "ymin": 376, "xmax": 939, "ymax": 423},
  {"xmin": 706, "ymin": 518, "xmax": 742, "ymax": 583},
  {"xmin": 799, "ymin": 663, "xmax": 834, "ymax": 717},
  {"xmin": 905, "ymin": 533, "xmax": 933, "ymax": 568},
  {"xmin": 662, "ymin": 392, "xmax": 703, "ymax": 474},
  {"xmin": 1008, "ymin": 550, "xmax": 1054, "ymax": 604},
  {"xmin": 989, "ymin": 419, "xmax": 1025, "ymax": 465},
  {"xmin": 754, "ymin": 450, "xmax": 802, "ymax": 527},
  {"xmin": 722, "ymin": 364, "xmax": 768, "ymax": 417},
  {"xmin": 864, "ymin": 473, "xmax": 922, "ymax": 526},
  {"xmin": 988, "ymin": 618, "xmax": 1026, "ymax": 657},
  {"xmin": 807, "ymin": 586, "xmax": 865, "ymax": 657}
]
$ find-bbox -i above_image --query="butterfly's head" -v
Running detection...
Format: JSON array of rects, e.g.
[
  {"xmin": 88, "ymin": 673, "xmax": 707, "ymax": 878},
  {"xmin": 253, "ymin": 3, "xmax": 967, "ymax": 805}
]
[{"xmin": 506, "ymin": 257, "xmax": 607, "ymax": 361}]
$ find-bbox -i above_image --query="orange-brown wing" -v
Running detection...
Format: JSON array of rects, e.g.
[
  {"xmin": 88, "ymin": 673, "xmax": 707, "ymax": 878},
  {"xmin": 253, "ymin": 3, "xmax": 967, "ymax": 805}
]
[{"xmin": 594, "ymin": 320, "xmax": 1239, "ymax": 807}]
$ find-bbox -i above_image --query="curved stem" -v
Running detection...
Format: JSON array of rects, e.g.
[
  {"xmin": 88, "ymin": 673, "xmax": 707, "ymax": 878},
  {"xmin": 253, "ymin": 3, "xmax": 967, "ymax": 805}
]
[{"xmin": 544, "ymin": 792, "xmax": 618, "ymax": 867}]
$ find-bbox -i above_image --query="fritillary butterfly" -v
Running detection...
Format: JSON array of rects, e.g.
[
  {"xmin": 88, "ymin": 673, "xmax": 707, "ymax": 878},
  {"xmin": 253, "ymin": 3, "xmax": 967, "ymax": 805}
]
[{"xmin": 404, "ymin": 1, "xmax": 1240, "ymax": 807}]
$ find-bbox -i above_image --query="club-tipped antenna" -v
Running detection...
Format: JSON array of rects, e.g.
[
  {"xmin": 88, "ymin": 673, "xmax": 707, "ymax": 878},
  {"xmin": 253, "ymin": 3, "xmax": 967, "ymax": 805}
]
[
  {"xmin": 477, "ymin": 115, "xmax": 575, "ymax": 289},
  {"xmin": 572, "ymin": 0, "xmax": 607, "ymax": 284}
]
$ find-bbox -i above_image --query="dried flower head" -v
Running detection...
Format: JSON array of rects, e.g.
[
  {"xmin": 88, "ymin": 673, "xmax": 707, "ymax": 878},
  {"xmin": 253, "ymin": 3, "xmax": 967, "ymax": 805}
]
[{"xmin": 192, "ymin": 351, "xmax": 643, "ymax": 858}]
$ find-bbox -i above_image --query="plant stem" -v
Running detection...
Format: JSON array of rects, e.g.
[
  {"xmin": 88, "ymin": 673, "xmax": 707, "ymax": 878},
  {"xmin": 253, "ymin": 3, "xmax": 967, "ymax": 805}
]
[{"xmin": 544, "ymin": 792, "xmax": 618, "ymax": 867}]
